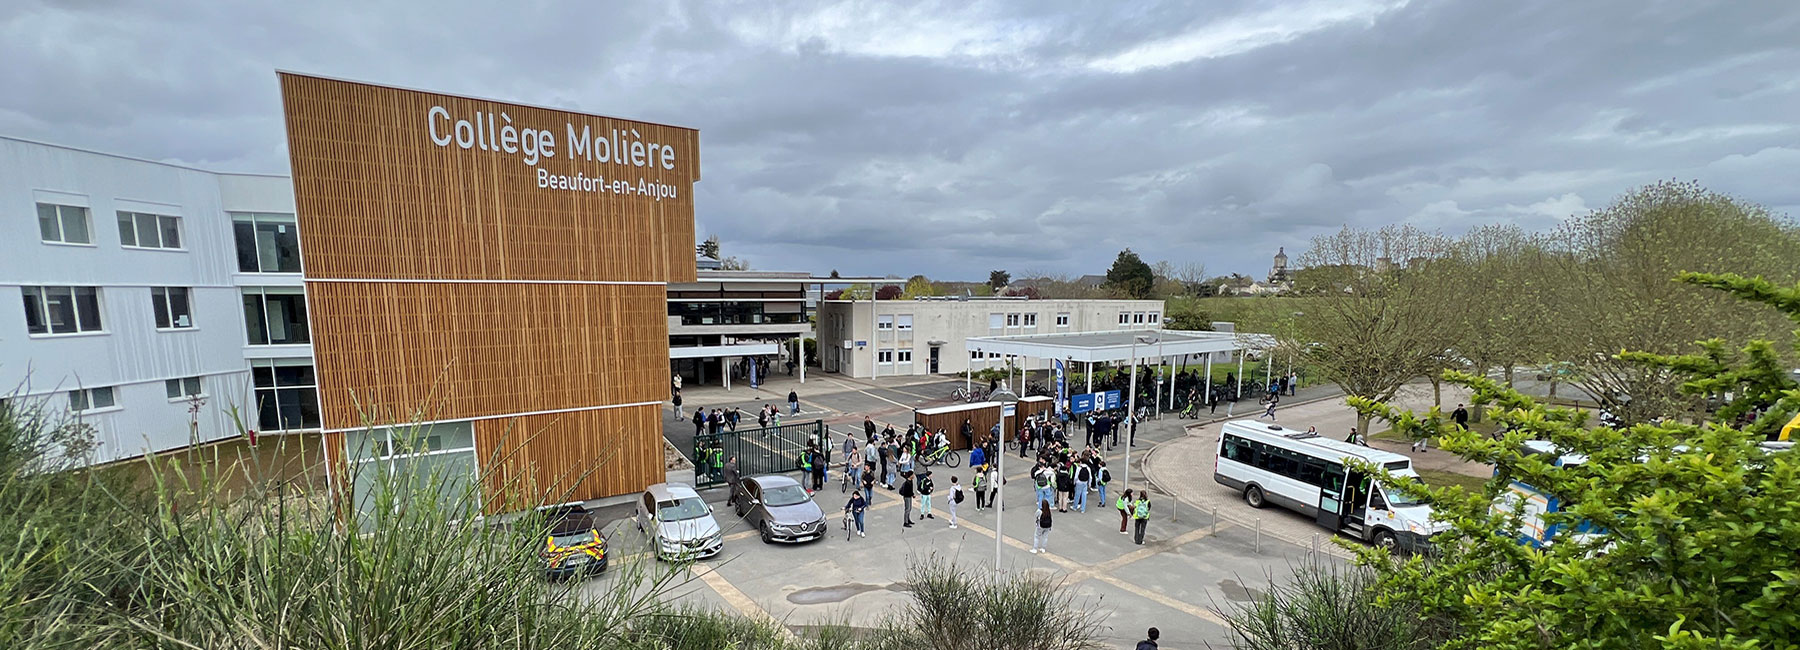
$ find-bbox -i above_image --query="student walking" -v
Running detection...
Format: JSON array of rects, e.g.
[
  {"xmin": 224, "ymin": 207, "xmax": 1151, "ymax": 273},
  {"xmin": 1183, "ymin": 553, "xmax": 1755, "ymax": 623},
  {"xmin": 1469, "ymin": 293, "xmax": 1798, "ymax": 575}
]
[
  {"xmin": 1258, "ymin": 394, "xmax": 1279, "ymax": 421},
  {"xmin": 1132, "ymin": 494, "xmax": 1152, "ymax": 544},
  {"xmin": 898, "ymin": 470, "xmax": 916, "ymax": 527},
  {"xmin": 1095, "ymin": 460, "xmax": 1111, "ymax": 508},
  {"xmin": 947, "ymin": 476, "xmax": 963, "ymax": 528},
  {"xmin": 918, "ymin": 471, "xmax": 936, "ymax": 519},
  {"xmin": 972, "ymin": 466, "xmax": 988, "ymax": 510},
  {"xmin": 842, "ymin": 438, "xmax": 861, "ymax": 489},
  {"xmin": 1071, "ymin": 461, "xmax": 1090, "ymax": 513},
  {"xmin": 788, "ymin": 390, "xmax": 800, "ymax": 414},
  {"xmin": 860, "ymin": 467, "xmax": 875, "ymax": 505},
  {"xmin": 1031, "ymin": 501, "xmax": 1053, "ymax": 554},
  {"xmin": 845, "ymin": 490, "xmax": 867, "ymax": 538},
  {"xmin": 723, "ymin": 456, "xmax": 741, "ymax": 507},
  {"xmin": 1117, "ymin": 489, "xmax": 1134, "ymax": 534},
  {"xmin": 692, "ymin": 407, "xmax": 705, "ymax": 436}
]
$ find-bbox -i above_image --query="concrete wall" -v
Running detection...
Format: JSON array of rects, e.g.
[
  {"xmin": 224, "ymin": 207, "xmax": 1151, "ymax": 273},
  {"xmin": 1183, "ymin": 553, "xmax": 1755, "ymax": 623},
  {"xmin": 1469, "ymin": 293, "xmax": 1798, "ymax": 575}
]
[{"xmin": 817, "ymin": 298, "xmax": 1166, "ymax": 378}]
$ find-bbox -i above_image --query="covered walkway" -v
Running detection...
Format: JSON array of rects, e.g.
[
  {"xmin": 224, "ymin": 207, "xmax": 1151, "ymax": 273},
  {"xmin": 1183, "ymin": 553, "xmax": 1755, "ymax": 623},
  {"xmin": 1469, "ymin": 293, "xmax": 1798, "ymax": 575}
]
[{"xmin": 964, "ymin": 328, "xmax": 1278, "ymax": 408}]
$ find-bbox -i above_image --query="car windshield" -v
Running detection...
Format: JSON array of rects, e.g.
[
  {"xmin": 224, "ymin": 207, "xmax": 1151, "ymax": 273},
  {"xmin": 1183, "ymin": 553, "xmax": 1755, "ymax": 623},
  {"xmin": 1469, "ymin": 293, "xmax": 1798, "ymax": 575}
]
[
  {"xmin": 761, "ymin": 484, "xmax": 811, "ymax": 507},
  {"xmin": 551, "ymin": 530, "xmax": 597, "ymax": 548},
  {"xmin": 657, "ymin": 497, "xmax": 708, "ymax": 521},
  {"xmin": 1383, "ymin": 480, "xmax": 1426, "ymax": 507}
]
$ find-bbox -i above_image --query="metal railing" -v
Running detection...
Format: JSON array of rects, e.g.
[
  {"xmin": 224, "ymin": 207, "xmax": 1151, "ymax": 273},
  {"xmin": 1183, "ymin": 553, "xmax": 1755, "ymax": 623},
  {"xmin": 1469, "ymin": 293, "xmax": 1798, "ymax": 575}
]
[{"xmin": 691, "ymin": 419, "xmax": 829, "ymax": 489}]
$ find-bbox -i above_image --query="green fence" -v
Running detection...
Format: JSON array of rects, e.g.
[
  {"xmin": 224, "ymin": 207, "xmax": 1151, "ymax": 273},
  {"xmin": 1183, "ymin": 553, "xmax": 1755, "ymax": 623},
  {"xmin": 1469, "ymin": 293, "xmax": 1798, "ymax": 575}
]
[{"xmin": 691, "ymin": 419, "xmax": 830, "ymax": 489}]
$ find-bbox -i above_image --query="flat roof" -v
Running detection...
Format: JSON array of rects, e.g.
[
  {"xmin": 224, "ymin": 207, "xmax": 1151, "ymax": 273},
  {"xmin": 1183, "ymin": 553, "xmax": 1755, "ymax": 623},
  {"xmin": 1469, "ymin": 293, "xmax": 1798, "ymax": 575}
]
[
  {"xmin": 916, "ymin": 401, "xmax": 1000, "ymax": 415},
  {"xmin": 966, "ymin": 329, "xmax": 1275, "ymax": 363},
  {"xmin": 1224, "ymin": 420, "xmax": 1413, "ymax": 465}
]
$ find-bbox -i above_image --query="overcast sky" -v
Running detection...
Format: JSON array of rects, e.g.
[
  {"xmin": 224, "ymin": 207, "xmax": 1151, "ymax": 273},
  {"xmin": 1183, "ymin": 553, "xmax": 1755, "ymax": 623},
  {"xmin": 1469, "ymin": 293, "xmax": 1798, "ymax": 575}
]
[{"xmin": 4, "ymin": 1, "xmax": 1796, "ymax": 280}]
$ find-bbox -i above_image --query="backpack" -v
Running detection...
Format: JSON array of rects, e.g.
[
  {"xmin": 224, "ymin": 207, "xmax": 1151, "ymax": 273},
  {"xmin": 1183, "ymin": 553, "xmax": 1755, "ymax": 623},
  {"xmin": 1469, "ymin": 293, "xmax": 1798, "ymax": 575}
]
[
  {"xmin": 953, "ymin": 486, "xmax": 965, "ymax": 503},
  {"xmin": 1098, "ymin": 467, "xmax": 1111, "ymax": 484},
  {"xmin": 899, "ymin": 480, "xmax": 914, "ymax": 497},
  {"xmin": 1075, "ymin": 465, "xmax": 1091, "ymax": 483}
]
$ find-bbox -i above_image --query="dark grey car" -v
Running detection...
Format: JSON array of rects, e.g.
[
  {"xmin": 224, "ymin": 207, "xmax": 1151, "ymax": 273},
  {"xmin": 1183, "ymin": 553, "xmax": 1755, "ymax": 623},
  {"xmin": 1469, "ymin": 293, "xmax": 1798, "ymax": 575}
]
[{"xmin": 732, "ymin": 475, "xmax": 827, "ymax": 544}]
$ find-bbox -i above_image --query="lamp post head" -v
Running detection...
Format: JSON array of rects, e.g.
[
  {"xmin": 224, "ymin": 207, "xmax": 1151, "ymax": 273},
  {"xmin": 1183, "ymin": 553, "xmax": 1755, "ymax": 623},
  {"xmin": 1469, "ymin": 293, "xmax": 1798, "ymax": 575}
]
[{"xmin": 992, "ymin": 388, "xmax": 1019, "ymax": 403}]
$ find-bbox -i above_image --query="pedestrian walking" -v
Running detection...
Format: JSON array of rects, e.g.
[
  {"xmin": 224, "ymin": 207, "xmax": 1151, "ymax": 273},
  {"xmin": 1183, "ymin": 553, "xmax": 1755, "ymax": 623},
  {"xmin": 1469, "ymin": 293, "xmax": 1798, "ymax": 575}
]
[
  {"xmin": 947, "ymin": 476, "xmax": 962, "ymax": 528},
  {"xmin": 845, "ymin": 490, "xmax": 867, "ymax": 538},
  {"xmin": 1258, "ymin": 394, "xmax": 1279, "ymax": 421},
  {"xmin": 1031, "ymin": 501, "xmax": 1053, "ymax": 554},
  {"xmin": 672, "ymin": 390, "xmax": 683, "ymax": 419},
  {"xmin": 1137, "ymin": 627, "xmax": 1160, "ymax": 650},
  {"xmin": 919, "ymin": 470, "xmax": 936, "ymax": 519},
  {"xmin": 1287, "ymin": 371, "xmax": 1299, "ymax": 396},
  {"xmin": 757, "ymin": 406, "xmax": 769, "ymax": 429},
  {"xmin": 1072, "ymin": 461, "xmax": 1091, "ymax": 513},
  {"xmin": 1095, "ymin": 459, "xmax": 1111, "ymax": 508},
  {"xmin": 1117, "ymin": 488, "xmax": 1133, "ymax": 534},
  {"xmin": 972, "ymin": 465, "xmax": 988, "ymax": 510},
  {"xmin": 1132, "ymin": 494, "xmax": 1151, "ymax": 545},
  {"xmin": 860, "ymin": 465, "xmax": 875, "ymax": 505},
  {"xmin": 863, "ymin": 416, "xmax": 876, "ymax": 439},
  {"xmin": 788, "ymin": 390, "xmax": 800, "ymax": 415},
  {"xmin": 811, "ymin": 446, "xmax": 827, "ymax": 491},
  {"xmin": 843, "ymin": 439, "xmax": 861, "ymax": 490},
  {"xmin": 898, "ymin": 470, "xmax": 916, "ymax": 527},
  {"xmin": 692, "ymin": 407, "xmax": 704, "ymax": 436},
  {"xmin": 723, "ymin": 456, "xmax": 741, "ymax": 506}
]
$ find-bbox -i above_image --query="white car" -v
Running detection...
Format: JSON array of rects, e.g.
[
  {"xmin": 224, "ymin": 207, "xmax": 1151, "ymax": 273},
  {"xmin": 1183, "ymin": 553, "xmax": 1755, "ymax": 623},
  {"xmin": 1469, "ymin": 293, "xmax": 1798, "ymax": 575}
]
[{"xmin": 635, "ymin": 482, "xmax": 723, "ymax": 561}]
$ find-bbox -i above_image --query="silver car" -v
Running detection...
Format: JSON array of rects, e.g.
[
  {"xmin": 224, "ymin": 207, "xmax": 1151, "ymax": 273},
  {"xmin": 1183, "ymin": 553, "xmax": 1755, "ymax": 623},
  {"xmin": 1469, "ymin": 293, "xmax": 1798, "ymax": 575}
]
[
  {"xmin": 732, "ymin": 475, "xmax": 827, "ymax": 544},
  {"xmin": 634, "ymin": 482, "xmax": 724, "ymax": 560}
]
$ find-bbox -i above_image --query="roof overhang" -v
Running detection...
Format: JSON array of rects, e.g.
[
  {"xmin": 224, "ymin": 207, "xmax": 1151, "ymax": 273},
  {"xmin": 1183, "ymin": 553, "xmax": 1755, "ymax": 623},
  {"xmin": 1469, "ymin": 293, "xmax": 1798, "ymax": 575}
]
[{"xmin": 964, "ymin": 329, "xmax": 1275, "ymax": 363}]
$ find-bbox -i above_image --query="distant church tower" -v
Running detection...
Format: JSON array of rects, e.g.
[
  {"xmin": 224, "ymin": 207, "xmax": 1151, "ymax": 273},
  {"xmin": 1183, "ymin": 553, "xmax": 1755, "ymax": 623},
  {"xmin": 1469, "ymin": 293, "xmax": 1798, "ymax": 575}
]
[{"xmin": 1269, "ymin": 247, "xmax": 1292, "ymax": 284}]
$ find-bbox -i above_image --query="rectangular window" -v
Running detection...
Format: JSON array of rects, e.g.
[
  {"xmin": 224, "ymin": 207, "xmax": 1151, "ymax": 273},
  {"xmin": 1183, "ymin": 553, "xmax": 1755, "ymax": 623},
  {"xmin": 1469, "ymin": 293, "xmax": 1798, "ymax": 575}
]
[
  {"xmin": 243, "ymin": 287, "xmax": 309, "ymax": 345},
  {"xmin": 232, "ymin": 213, "xmax": 302, "ymax": 273},
  {"xmin": 1023, "ymin": 313, "xmax": 1037, "ymax": 327},
  {"xmin": 151, "ymin": 287, "xmax": 193, "ymax": 329},
  {"xmin": 165, "ymin": 376, "xmax": 204, "ymax": 400},
  {"xmin": 1149, "ymin": 312, "xmax": 1160, "ymax": 324},
  {"xmin": 68, "ymin": 386, "xmax": 116, "ymax": 412},
  {"xmin": 37, "ymin": 203, "xmax": 92, "ymax": 245},
  {"xmin": 897, "ymin": 349, "xmax": 913, "ymax": 364},
  {"xmin": 117, "ymin": 211, "xmax": 184, "ymax": 250},
  {"xmin": 1056, "ymin": 312, "xmax": 1070, "ymax": 327},
  {"xmin": 877, "ymin": 315, "xmax": 893, "ymax": 330},
  {"xmin": 895, "ymin": 314, "xmax": 913, "ymax": 331},
  {"xmin": 970, "ymin": 350, "xmax": 983, "ymax": 360},
  {"xmin": 1134, "ymin": 312, "xmax": 1146, "ymax": 324},
  {"xmin": 1118, "ymin": 312, "xmax": 1130, "ymax": 324},
  {"xmin": 21, "ymin": 286, "xmax": 103, "ymax": 335},
  {"xmin": 252, "ymin": 359, "xmax": 320, "ymax": 430},
  {"xmin": 877, "ymin": 349, "xmax": 894, "ymax": 365},
  {"xmin": 1006, "ymin": 313, "xmax": 1020, "ymax": 327}
]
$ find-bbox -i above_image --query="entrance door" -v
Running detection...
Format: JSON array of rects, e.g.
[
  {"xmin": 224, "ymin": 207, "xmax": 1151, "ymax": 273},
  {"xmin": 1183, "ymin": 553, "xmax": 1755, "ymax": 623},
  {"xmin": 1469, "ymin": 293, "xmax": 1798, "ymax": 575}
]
[
  {"xmin": 929, "ymin": 346, "xmax": 941, "ymax": 373},
  {"xmin": 1315, "ymin": 465, "xmax": 1346, "ymax": 530}
]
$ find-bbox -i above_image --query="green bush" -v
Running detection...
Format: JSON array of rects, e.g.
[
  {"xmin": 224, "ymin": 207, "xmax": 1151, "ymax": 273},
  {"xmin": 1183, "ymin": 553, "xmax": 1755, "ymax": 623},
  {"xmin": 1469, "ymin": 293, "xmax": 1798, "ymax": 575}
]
[{"xmin": 1220, "ymin": 561, "xmax": 1435, "ymax": 650}]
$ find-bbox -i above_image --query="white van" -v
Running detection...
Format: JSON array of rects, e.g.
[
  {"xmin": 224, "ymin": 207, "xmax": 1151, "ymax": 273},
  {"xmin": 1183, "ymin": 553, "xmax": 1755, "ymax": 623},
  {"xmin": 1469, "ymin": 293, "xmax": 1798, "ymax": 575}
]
[{"xmin": 1213, "ymin": 420, "xmax": 1442, "ymax": 552}]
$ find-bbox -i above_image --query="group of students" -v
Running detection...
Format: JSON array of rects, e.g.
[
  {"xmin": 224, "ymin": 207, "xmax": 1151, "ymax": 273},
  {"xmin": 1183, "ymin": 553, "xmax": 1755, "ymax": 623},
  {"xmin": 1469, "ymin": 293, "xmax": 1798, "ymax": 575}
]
[{"xmin": 1023, "ymin": 435, "xmax": 1152, "ymax": 551}]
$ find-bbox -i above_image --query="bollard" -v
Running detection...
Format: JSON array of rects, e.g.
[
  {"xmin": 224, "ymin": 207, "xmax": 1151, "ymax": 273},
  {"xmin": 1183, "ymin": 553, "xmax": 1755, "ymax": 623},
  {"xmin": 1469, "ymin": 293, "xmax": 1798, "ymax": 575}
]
[
  {"xmin": 1312, "ymin": 534, "xmax": 1319, "ymax": 559},
  {"xmin": 1255, "ymin": 518, "xmax": 1262, "ymax": 553},
  {"xmin": 1211, "ymin": 507, "xmax": 1218, "ymax": 537}
]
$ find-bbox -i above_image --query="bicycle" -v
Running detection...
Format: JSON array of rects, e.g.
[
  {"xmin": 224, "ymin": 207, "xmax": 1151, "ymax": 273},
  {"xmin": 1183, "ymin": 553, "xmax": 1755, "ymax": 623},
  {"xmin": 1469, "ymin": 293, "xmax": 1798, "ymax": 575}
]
[
  {"xmin": 917, "ymin": 444, "xmax": 962, "ymax": 468},
  {"xmin": 1177, "ymin": 401, "xmax": 1201, "ymax": 419},
  {"xmin": 841, "ymin": 461, "xmax": 853, "ymax": 493}
]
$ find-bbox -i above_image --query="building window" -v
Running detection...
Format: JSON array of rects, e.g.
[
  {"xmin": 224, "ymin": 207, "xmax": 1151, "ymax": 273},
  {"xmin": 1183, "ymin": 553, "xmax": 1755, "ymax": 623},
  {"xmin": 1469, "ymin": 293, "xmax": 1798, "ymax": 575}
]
[
  {"xmin": 36, "ymin": 203, "xmax": 92, "ymax": 245},
  {"xmin": 877, "ymin": 349, "xmax": 894, "ymax": 365},
  {"xmin": 1056, "ymin": 312, "xmax": 1070, "ymax": 327},
  {"xmin": 243, "ymin": 287, "xmax": 309, "ymax": 345},
  {"xmin": 1023, "ymin": 313, "xmax": 1037, "ymax": 327},
  {"xmin": 166, "ymin": 376, "xmax": 204, "ymax": 400},
  {"xmin": 1118, "ymin": 312, "xmax": 1130, "ymax": 324},
  {"xmin": 877, "ymin": 315, "xmax": 893, "ymax": 330},
  {"xmin": 1006, "ymin": 313, "xmax": 1020, "ymax": 328},
  {"xmin": 1149, "ymin": 312, "xmax": 1160, "ymax": 324},
  {"xmin": 989, "ymin": 352, "xmax": 1001, "ymax": 359},
  {"xmin": 1134, "ymin": 312, "xmax": 1146, "ymax": 324},
  {"xmin": 232, "ymin": 212, "xmax": 302, "ymax": 273},
  {"xmin": 970, "ymin": 350, "xmax": 983, "ymax": 360},
  {"xmin": 21, "ymin": 286, "xmax": 103, "ymax": 335},
  {"xmin": 897, "ymin": 349, "xmax": 913, "ymax": 364},
  {"xmin": 68, "ymin": 386, "xmax": 116, "ymax": 412},
  {"xmin": 117, "ymin": 212, "xmax": 183, "ymax": 250},
  {"xmin": 989, "ymin": 313, "xmax": 1004, "ymax": 330},
  {"xmin": 152, "ymin": 287, "xmax": 194, "ymax": 329},
  {"xmin": 252, "ymin": 358, "xmax": 320, "ymax": 431},
  {"xmin": 895, "ymin": 314, "xmax": 913, "ymax": 332}
]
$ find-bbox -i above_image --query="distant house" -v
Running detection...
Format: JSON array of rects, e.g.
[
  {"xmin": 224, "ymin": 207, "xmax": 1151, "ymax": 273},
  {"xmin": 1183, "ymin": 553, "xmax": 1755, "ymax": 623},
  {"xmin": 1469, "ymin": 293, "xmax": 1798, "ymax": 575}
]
[{"xmin": 1075, "ymin": 274, "xmax": 1108, "ymax": 289}]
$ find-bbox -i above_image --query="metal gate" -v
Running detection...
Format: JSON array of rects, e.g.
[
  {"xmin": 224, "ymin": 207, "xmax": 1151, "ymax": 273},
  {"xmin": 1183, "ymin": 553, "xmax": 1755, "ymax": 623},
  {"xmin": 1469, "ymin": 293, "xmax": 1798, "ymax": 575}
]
[{"xmin": 691, "ymin": 419, "xmax": 829, "ymax": 489}]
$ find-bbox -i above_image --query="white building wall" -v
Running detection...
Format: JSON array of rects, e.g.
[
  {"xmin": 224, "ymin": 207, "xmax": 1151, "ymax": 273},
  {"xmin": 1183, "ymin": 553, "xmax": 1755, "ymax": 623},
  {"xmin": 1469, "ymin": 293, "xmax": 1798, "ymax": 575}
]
[
  {"xmin": 0, "ymin": 137, "xmax": 306, "ymax": 464},
  {"xmin": 817, "ymin": 298, "xmax": 1166, "ymax": 379}
]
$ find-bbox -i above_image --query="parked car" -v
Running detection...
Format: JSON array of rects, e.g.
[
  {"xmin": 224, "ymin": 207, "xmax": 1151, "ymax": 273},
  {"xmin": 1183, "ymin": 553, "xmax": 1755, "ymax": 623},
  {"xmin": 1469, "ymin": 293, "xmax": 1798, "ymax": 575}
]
[
  {"xmin": 732, "ymin": 475, "xmax": 828, "ymax": 544},
  {"xmin": 635, "ymin": 482, "xmax": 723, "ymax": 561},
  {"xmin": 537, "ymin": 504, "xmax": 607, "ymax": 579}
]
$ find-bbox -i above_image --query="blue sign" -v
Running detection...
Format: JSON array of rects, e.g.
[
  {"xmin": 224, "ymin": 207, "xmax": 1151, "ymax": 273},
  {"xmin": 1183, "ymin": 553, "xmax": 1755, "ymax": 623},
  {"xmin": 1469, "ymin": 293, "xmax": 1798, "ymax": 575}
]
[
  {"xmin": 1071, "ymin": 393, "xmax": 1095, "ymax": 414},
  {"xmin": 1053, "ymin": 359, "xmax": 1066, "ymax": 415},
  {"xmin": 1102, "ymin": 390, "xmax": 1122, "ymax": 410}
]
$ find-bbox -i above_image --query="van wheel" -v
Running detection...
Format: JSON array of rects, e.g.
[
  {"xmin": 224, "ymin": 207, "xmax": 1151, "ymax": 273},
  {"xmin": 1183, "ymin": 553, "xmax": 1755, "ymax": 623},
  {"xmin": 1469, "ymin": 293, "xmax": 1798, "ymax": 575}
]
[
  {"xmin": 1243, "ymin": 485, "xmax": 1266, "ymax": 509},
  {"xmin": 1372, "ymin": 529, "xmax": 1397, "ymax": 551}
]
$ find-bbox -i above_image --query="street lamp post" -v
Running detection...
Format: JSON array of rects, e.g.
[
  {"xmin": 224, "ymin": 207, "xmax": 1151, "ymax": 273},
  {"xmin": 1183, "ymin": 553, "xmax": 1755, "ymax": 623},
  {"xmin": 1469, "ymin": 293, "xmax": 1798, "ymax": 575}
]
[
  {"xmin": 1122, "ymin": 334, "xmax": 1157, "ymax": 491},
  {"xmin": 991, "ymin": 384, "xmax": 1019, "ymax": 577}
]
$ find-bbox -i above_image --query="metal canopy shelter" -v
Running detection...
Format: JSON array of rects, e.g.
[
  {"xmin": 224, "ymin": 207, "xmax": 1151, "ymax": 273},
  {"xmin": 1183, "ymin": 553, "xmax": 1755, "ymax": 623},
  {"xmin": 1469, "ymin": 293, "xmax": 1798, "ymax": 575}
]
[{"xmin": 964, "ymin": 329, "xmax": 1274, "ymax": 363}]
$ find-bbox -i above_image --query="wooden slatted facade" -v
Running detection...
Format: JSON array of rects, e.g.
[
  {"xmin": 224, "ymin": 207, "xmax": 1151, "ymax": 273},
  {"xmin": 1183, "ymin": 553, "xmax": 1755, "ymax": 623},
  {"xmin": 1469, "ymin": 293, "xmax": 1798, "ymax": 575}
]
[
  {"xmin": 1015, "ymin": 396, "xmax": 1054, "ymax": 426},
  {"xmin": 915, "ymin": 403, "xmax": 1002, "ymax": 450},
  {"xmin": 280, "ymin": 73, "xmax": 697, "ymax": 512}
]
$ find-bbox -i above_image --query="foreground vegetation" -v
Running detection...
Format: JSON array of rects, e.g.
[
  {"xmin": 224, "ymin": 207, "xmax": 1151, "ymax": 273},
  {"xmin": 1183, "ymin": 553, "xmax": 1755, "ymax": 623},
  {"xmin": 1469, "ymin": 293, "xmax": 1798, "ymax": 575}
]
[
  {"xmin": 0, "ymin": 404, "xmax": 1105, "ymax": 649},
  {"xmin": 1223, "ymin": 270, "xmax": 1800, "ymax": 649}
]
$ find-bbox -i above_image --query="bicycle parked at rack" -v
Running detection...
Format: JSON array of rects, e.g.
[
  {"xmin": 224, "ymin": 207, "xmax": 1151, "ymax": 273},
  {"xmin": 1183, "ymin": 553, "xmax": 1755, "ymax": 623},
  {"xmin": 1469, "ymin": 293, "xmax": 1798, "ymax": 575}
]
[{"xmin": 949, "ymin": 386, "xmax": 988, "ymax": 403}]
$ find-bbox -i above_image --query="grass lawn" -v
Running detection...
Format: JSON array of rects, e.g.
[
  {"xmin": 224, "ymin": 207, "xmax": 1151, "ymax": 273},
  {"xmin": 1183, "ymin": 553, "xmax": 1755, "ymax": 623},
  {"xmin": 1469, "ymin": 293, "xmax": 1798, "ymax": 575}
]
[
  {"xmin": 1416, "ymin": 468, "xmax": 1488, "ymax": 493},
  {"xmin": 1371, "ymin": 419, "xmax": 1501, "ymax": 443}
]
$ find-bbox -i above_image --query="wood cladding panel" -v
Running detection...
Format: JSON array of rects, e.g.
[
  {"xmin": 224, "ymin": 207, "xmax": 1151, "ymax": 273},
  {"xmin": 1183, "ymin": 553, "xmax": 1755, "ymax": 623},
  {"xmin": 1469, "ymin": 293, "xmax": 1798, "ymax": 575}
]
[
  {"xmin": 306, "ymin": 281, "xmax": 669, "ymax": 430},
  {"xmin": 474, "ymin": 406, "xmax": 663, "ymax": 514},
  {"xmin": 915, "ymin": 404, "xmax": 1001, "ymax": 450},
  {"xmin": 279, "ymin": 73, "xmax": 697, "ymax": 284}
]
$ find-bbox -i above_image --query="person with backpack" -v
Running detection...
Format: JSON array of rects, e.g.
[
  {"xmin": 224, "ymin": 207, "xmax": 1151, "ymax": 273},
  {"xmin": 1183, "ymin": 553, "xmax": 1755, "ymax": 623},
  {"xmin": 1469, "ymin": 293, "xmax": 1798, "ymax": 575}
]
[
  {"xmin": 1095, "ymin": 459, "xmax": 1112, "ymax": 509},
  {"xmin": 1054, "ymin": 461, "xmax": 1075, "ymax": 512},
  {"xmin": 788, "ymin": 390, "xmax": 800, "ymax": 414},
  {"xmin": 918, "ymin": 470, "xmax": 936, "ymax": 520},
  {"xmin": 692, "ymin": 407, "xmax": 705, "ymax": 436},
  {"xmin": 883, "ymin": 437, "xmax": 899, "ymax": 489},
  {"xmin": 845, "ymin": 489, "xmax": 867, "ymax": 538},
  {"xmin": 1132, "ymin": 494, "xmax": 1152, "ymax": 544},
  {"xmin": 898, "ymin": 470, "xmax": 916, "ymax": 528},
  {"xmin": 971, "ymin": 466, "xmax": 988, "ymax": 510},
  {"xmin": 1117, "ymin": 488, "xmax": 1134, "ymax": 534},
  {"xmin": 1032, "ymin": 461, "xmax": 1054, "ymax": 509},
  {"xmin": 1031, "ymin": 501, "xmax": 1053, "ymax": 554},
  {"xmin": 796, "ymin": 448, "xmax": 814, "ymax": 492},
  {"xmin": 1072, "ymin": 461, "xmax": 1092, "ymax": 513},
  {"xmin": 811, "ymin": 446, "xmax": 827, "ymax": 491},
  {"xmin": 947, "ymin": 475, "xmax": 963, "ymax": 529}
]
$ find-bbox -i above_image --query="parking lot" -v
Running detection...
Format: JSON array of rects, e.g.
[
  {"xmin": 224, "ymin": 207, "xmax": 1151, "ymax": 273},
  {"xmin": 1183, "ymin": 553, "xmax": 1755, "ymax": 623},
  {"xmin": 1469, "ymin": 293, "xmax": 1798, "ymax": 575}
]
[{"xmin": 582, "ymin": 373, "xmax": 1360, "ymax": 647}]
